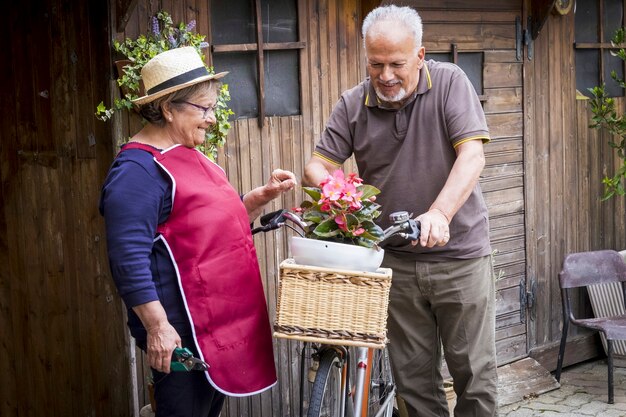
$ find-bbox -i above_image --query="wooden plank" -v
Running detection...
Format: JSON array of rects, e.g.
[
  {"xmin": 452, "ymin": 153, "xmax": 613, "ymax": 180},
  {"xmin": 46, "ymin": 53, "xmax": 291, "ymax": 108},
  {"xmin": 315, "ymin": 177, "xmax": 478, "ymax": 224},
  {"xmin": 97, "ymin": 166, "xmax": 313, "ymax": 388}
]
[
  {"xmin": 529, "ymin": 333, "xmax": 602, "ymax": 372},
  {"xmin": 424, "ymin": 23, "xmax": 516, "ymax": 51},
  {"xmin": 547, "ymin": 15, "xmax": 565, "ymax": 347},
  {"xmin": 212, "ymin": 42, "xmax": 306, "ymax": 52},
  {"xmin": 496, "ymin": 286, "xmax": 523, "ymax": 316},
  {"xmin": 116, "ymin": 0, "xmax": 139, "ymax": 32},
  {"xmin": 483, "ymin": 62, "xmax": 523, "ymax": 89},
  {"xmin": 484, "ymin": 49, "xmax": 518, "ymax": 63},
  {"xmin": 486, "ymin": 112, "xmax": 523, "ymax": 138},
  {"xmin": 307, "ymin": 0, "xmax": 323, "ymax": 140},
  {"xmin": 496, "ymin": 333, "xmax": 528, "ymax": 365},
  {"xmin": 408, "ymin": 3, "xmax": 519, "ymax": 13},
  {"xmin": 496, "ymin": 322, "xmax": 526, "ymax": 340},
  {"xmin": 483, "ymin": 136, "xmax": 523, "ymax": 155},
  {"xmin": 483, "ymin": 87, "xmax": 523, "ymax": 114},
  {"xmin": 497, "ymin": 357, "xmax": 560, "ymax": 407}
]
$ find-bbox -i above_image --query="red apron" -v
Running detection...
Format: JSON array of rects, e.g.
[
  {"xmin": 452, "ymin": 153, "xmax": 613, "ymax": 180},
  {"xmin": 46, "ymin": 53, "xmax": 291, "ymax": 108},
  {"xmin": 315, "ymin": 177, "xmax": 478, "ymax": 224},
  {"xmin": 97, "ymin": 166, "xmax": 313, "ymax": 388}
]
[{"xmin": 122, "ymin": 142, "xmax": 277, "ymax": 396}]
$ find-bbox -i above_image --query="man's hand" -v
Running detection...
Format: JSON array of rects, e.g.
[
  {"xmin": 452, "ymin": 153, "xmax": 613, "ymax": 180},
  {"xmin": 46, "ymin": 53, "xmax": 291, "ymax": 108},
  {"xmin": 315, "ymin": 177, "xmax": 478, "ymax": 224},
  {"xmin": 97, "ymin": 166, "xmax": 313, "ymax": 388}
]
[{"xmin": 414, "ymin": 208, "xmax": 450, "ymax": 248}]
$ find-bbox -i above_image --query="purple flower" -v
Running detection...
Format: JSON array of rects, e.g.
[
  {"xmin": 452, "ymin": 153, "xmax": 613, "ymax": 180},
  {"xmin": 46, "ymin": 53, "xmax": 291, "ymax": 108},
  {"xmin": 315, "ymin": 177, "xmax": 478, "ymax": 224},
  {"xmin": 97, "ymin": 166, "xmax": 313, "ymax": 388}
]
[
  {"xmin": 168, "ymin": 35, "xmax": 177, "ymax": 47},
  {"xmin": 187, "ymin": 20, "xmax": 196, "ymax": 31},
  {"xmin": 151, "ymin": 16, "xmax": 160, "ymax": 36}
]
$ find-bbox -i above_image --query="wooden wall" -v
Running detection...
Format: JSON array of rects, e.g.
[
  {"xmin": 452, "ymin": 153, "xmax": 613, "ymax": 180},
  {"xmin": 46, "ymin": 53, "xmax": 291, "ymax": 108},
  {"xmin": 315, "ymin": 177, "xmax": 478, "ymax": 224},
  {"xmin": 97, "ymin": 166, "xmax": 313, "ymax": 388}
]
[
  {"xmin": 2, "ymin": 1, "xmax": 625, "ymax": 417},
  {"xmin": 524, "ymin": 6, "xmax": 626, "ymax": 368},
  {"xmin": 0, "ymin": 1, "xmax": 133, "ymax": 416}
]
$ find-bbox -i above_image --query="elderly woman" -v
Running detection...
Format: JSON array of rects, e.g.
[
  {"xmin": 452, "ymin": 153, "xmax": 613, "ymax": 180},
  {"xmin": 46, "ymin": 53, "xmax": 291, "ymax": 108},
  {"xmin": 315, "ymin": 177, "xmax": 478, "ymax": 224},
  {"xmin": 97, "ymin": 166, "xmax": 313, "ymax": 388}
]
[{"xmin": 99, "ymin": 47, "xmax": 296, "ymax": 417}]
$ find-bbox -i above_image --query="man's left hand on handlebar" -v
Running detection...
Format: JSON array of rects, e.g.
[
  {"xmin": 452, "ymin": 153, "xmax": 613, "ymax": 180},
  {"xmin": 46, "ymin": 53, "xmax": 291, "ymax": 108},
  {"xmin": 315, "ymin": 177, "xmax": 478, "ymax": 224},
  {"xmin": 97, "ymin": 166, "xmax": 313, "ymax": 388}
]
[{"xmin": 414, "ymin": 208, "xmax": 450, "ymax": 248}]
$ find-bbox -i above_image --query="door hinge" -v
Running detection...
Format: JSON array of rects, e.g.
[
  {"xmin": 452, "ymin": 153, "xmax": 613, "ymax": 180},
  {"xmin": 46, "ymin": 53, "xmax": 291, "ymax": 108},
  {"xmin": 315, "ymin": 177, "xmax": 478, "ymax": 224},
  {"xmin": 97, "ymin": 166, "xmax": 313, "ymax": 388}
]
[
  {"xmin": 516, "ymin": 16, "xmax": 534, "ymax": 61},
  {"xmin": 520, "ymin": 278, "xmax": 537, "ymax": 323}
]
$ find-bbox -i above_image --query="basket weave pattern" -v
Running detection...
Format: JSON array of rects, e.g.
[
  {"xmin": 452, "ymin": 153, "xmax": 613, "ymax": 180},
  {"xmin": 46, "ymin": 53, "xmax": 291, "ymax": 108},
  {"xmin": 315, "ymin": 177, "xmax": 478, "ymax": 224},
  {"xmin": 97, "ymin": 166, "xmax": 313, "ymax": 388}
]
[{"xmin": 274, "ymin": 259, "xmax": 392, "ymax": 348}]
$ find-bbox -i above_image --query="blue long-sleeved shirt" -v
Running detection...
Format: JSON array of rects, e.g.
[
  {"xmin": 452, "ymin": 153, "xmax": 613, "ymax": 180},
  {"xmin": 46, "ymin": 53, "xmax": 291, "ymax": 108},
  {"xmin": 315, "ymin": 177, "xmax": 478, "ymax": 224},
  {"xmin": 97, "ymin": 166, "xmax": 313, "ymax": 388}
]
[{"xmin": 99, "ymin": 146, "xmax": 191, "ymax": 340}]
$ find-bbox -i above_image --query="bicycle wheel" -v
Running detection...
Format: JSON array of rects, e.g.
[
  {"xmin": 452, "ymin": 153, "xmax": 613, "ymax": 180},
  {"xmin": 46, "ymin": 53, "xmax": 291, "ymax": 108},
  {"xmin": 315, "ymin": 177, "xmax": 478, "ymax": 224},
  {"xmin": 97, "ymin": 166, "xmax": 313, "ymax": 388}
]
[
  {"xmin": 367, "ymin": 348, "xmax": 399, "ymax": 417},
  {"xmin": 307, "ymin": 349, "xmax": 346, "ymax": 417}
]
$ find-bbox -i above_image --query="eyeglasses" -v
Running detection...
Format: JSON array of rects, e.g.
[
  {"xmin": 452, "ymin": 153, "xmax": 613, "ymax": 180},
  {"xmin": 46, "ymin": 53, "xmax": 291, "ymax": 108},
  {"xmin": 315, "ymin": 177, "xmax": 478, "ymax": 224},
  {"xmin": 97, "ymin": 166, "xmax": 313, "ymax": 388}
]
[{"xmin": 173, "ymin": 100, "xmax": 217, "ymax": 119}]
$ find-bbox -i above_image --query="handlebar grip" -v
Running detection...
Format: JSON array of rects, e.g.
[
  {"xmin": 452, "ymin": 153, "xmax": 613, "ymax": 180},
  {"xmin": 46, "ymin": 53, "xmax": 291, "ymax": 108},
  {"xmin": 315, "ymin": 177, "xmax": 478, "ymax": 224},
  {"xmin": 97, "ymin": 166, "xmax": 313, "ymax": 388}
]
[{"xmin": 260, "ymin": 209, "xmax": 287, "ymax": 226}]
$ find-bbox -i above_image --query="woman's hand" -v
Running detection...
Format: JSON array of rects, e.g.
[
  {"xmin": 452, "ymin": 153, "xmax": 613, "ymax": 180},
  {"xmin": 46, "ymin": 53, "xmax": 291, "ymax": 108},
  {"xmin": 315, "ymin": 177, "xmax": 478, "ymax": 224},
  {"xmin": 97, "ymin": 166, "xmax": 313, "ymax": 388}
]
[
  {"xmin": 243, "ymin": 169, "xmax": 297, "ymax": 221},
  {"xmin": 264, "ymin": 169, "xmax": 297, "ymax": 199},
  {"xmin": 146, "ymin": 321, "xmax": 181, "ymax": 373},
  {"xmin": 133, "ymin": 300, "xmax": 181, "ymax": 373}
]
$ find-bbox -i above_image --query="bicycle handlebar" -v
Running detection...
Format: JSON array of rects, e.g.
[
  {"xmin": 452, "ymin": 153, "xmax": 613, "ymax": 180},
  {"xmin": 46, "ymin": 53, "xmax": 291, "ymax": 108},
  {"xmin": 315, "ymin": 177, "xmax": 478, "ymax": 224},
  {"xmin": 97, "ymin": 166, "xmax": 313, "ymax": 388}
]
[{"xmin": 252, "ymin": 209, "xmax": 420, "ymax": 242}]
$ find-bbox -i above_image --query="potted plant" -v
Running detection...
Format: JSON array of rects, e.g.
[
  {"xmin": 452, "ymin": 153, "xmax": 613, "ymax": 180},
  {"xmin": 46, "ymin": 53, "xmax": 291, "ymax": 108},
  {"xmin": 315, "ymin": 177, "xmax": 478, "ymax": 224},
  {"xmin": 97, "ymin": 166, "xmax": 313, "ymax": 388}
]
[
  {"xmin": 290, "ymin": 170, "xmax": 386, "ymax": 271},
  {"xmin": 95, "ymin": 11, "xmax": 233, "ymax": 161}
]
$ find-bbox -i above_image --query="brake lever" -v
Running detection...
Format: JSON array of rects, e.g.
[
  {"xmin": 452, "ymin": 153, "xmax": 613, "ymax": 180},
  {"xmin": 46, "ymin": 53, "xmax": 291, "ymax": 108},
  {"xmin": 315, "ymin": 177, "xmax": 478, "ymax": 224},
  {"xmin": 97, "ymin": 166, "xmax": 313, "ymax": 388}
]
[{"xmin": 382, "ymin": 211, "xmax": 421, "ymax": 242}]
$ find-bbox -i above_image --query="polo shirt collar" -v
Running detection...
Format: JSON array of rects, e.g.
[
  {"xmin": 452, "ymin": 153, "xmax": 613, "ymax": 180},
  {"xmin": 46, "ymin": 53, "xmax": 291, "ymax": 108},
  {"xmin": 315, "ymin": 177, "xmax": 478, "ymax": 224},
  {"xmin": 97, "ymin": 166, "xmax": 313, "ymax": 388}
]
[{"xmin": 364, "ymin": 62, "xmax": 432, "ymax": 109}]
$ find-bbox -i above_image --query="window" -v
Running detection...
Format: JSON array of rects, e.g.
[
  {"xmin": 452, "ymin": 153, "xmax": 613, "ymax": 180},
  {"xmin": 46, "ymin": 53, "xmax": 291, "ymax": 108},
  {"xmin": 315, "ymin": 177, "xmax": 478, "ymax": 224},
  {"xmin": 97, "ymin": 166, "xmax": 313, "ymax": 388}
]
[
  {"xmin": 426, "ymin": 45, "xmax": 484, "ymax": 100},
  {"xmin": 575, "ymin": 0, "xmax": 625, "ymax": 97},
  {"xmin": 210, "ymin": 0, "xmax": 304, "ymax": 125}
]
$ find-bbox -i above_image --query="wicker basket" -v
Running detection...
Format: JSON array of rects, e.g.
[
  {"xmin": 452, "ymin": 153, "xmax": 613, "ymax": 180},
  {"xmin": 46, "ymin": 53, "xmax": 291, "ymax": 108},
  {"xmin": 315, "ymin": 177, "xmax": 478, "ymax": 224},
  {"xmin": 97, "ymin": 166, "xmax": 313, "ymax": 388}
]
[{"xmin": 273, "ymin": 258, "xmax": 392, "ymax": 349}]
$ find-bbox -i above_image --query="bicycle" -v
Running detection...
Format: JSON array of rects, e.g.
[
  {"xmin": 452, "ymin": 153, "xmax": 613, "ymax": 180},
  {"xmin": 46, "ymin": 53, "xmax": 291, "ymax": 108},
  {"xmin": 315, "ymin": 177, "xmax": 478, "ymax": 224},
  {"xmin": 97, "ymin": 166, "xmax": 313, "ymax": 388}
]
[{"xmin": 253, "ymin": 209, "xmax": 419, "ymax": 417}]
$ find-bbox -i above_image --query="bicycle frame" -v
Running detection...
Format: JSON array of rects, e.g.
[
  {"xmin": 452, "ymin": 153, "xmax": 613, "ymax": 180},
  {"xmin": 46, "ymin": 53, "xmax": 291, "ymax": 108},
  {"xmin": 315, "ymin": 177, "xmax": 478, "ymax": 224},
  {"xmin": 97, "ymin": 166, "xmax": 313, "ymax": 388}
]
[{"xmin": 303, "ymin": 343, "xmax": 396, "ymax": 417}]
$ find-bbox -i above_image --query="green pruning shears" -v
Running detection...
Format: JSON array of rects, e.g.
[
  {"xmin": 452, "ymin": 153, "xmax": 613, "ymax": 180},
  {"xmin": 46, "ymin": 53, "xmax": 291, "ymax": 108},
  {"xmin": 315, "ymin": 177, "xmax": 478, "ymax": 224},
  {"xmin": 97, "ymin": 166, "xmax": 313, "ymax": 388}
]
[{"xmin": 170, "ymin": 347, "xmax": 209, "ymax": 372}]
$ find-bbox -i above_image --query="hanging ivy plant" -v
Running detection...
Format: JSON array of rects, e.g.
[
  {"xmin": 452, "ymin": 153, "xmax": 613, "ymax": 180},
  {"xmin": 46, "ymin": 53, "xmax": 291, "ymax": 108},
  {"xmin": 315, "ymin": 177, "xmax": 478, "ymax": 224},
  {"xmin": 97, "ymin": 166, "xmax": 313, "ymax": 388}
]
[
  {"xmin": 95, "ymin": 11, "xmax": 233, "ymax": 160},
  {"xmin": 589, "ymin": 28, "xmax": 626, "ymax": 200}
]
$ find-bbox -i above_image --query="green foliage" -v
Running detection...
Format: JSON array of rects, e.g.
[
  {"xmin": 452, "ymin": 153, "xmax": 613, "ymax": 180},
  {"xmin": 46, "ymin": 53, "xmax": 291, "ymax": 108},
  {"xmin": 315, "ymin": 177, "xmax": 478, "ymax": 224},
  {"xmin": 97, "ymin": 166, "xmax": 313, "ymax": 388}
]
[
  {"xmin": 295, "ymin": 171, "xmax": 385, "ymax": 248},
  {"xmin": 95, "ymin": 11, "xmax": 232, "ymax": 161},
  {"xmin": 588, "ymin": 27, "xmax": 626, "ymax": 199}
]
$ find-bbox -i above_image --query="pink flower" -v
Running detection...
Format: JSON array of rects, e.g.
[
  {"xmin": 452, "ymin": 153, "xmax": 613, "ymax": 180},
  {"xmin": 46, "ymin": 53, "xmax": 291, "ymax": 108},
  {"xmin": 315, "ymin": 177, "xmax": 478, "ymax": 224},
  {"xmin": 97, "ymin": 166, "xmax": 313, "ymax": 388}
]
[
  {"xmin": 334, "ymin": 214, "xmax": 348, "ymax": 231},
  {"xmin": 296, "ymin": 170, "xmax": 382, "ymax": 247},
  {"xmin": 347, "ymin": 172, "xmax": 363, "ymax": 185},
  {"xmin": 319, "ymin": 201, "xmax": 332, "ymax": 212},
  {"xmin": 321, "ymin": 170, "xmax": 347, "ymax": 201}
]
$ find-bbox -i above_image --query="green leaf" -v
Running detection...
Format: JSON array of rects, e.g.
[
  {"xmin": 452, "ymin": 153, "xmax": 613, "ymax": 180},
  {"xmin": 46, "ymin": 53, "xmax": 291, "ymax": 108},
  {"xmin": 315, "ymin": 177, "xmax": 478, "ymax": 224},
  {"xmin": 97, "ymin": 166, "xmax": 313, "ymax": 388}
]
[
  {"xmin": 312, "ymin": 218, "xmax": 343, "ymax": 238},
  {"xmin": 359, "ymin": 184, "xmax": 381, "ymax": 200},
  {"xmin": 302, "ymin": 187, "xmax": 322, "ymax": 201}
]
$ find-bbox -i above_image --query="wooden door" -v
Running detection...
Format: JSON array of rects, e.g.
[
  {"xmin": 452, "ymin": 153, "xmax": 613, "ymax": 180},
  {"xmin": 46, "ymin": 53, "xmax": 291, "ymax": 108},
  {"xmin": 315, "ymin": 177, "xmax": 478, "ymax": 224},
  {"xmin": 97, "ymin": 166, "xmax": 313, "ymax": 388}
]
[{"xmin": 385, "ymin": 0, "xmax": 528, "ymax": 365}]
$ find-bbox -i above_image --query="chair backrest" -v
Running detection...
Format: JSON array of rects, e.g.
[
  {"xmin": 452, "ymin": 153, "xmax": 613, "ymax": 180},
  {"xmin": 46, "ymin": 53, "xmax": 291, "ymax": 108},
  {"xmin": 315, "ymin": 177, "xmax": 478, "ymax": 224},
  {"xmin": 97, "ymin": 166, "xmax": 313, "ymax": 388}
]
[{"xmin": 559, "ymin": 250, "xmax": 626, "ymax": 289}]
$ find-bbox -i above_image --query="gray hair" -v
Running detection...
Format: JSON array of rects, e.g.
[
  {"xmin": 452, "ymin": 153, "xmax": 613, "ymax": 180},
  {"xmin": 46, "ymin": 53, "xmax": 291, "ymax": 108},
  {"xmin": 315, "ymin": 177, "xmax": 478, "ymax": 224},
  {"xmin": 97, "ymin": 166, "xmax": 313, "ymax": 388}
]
[{"xmin": 362, "ymin": 5, "xmax": 423, "ymax": 53}]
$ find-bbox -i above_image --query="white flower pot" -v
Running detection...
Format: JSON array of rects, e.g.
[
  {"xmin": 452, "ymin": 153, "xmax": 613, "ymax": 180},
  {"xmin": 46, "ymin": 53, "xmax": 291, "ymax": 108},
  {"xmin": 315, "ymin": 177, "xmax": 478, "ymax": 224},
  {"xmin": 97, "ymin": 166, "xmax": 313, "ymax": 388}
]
[{"xmin": 289, "ymin": 236, "xmax": 385, "ymax": 272}]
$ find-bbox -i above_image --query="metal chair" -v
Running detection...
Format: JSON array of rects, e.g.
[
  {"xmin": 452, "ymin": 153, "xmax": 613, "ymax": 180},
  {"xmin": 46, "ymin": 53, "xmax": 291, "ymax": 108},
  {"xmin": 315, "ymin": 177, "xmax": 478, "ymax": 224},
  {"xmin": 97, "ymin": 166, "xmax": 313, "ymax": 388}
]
[{"xmin": 555, "ymin": 250, "xmax": 626, "ymax": 404}]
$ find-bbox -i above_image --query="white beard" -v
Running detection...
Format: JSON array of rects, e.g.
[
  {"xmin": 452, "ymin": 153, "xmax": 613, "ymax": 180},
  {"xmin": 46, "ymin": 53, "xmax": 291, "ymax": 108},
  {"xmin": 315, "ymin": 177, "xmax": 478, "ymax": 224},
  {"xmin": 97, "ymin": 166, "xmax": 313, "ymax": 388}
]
[{"xmin": 374, "ymin": 85, "xmax": 407, "ymax": 104}]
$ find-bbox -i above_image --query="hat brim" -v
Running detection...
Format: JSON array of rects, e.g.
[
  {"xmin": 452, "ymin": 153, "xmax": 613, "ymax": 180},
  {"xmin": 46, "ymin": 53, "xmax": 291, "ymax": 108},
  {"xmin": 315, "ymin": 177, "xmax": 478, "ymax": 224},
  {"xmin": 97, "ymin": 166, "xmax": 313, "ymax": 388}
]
[{"xmin": 132, "ymin": 71, "xmax": 228, "ymax": 106}]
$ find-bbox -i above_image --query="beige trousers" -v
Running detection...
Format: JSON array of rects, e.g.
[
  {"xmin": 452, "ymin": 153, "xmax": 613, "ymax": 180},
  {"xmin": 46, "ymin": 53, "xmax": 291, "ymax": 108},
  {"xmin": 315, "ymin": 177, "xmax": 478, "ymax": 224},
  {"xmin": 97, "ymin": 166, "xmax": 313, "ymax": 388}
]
[{"xmin": 383, "ymin": 252, "xmax": 498, "ymax": 417}]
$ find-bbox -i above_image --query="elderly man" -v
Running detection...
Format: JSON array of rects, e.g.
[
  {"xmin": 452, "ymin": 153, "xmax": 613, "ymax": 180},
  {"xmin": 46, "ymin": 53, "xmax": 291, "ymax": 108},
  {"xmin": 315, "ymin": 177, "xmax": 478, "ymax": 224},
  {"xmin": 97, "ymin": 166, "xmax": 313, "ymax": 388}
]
[{"xmin": 304, "ymin": 5, "xmax": 498, "ymax": 417}]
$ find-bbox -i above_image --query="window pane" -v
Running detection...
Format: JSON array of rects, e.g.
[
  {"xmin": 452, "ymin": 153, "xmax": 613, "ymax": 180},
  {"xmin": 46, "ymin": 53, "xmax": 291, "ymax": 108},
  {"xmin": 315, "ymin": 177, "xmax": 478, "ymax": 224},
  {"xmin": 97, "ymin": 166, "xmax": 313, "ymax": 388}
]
[
  {"xmin": 210, "ymin": 0, "xmax": 255, "ymax": 44},
  {"xmin": 265, "ymin": 50, "xmax": 300, "ymax": 116},
  {"xmin": 604, "ymin": 0, "xmax": 623, "ymax": 42},
  {"xmin": 425, "ymin": 53, "xmax": 452, "ymax": 62},
  {"xmin": 261, "ymin": 0, "xmax": 298, "ymax": 42},
  {"xmin": 575, "ymin": 49, "xmax": 600, "ymax": 97},
  {"xmin": 424, "ymin": 53, "xmax": 483, "ymax": 95},
  {"xmin": 604, "ymin": 50, "xmax": 625, "ymax": 97},
  {"xmin": 575, "ymin": 0, "xmax": 599, "ymax": 43},
  {"xmin": 457, "ymin": 53, "xmax": 483, "ymax": 95},
  {"xmin": 212, "ymin": 52, "xmax": 259, "ymax": 119}
]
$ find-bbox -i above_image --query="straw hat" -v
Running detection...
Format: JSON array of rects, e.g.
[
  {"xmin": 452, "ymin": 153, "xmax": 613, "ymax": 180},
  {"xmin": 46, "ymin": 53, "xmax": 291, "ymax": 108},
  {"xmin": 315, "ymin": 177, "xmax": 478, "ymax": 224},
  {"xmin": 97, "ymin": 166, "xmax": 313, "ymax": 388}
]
[{"xmin": 132, "ymin": 46, "xmax": 227, "ymax": 105}]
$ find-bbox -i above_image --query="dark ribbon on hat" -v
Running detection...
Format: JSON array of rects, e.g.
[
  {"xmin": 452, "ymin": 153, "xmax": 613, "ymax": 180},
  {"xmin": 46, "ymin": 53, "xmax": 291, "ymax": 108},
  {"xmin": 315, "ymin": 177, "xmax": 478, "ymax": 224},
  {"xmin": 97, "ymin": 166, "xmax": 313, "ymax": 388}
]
[{"xmin": 146, "ymin": 66, "xmax": 210, "ymax": 95}]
